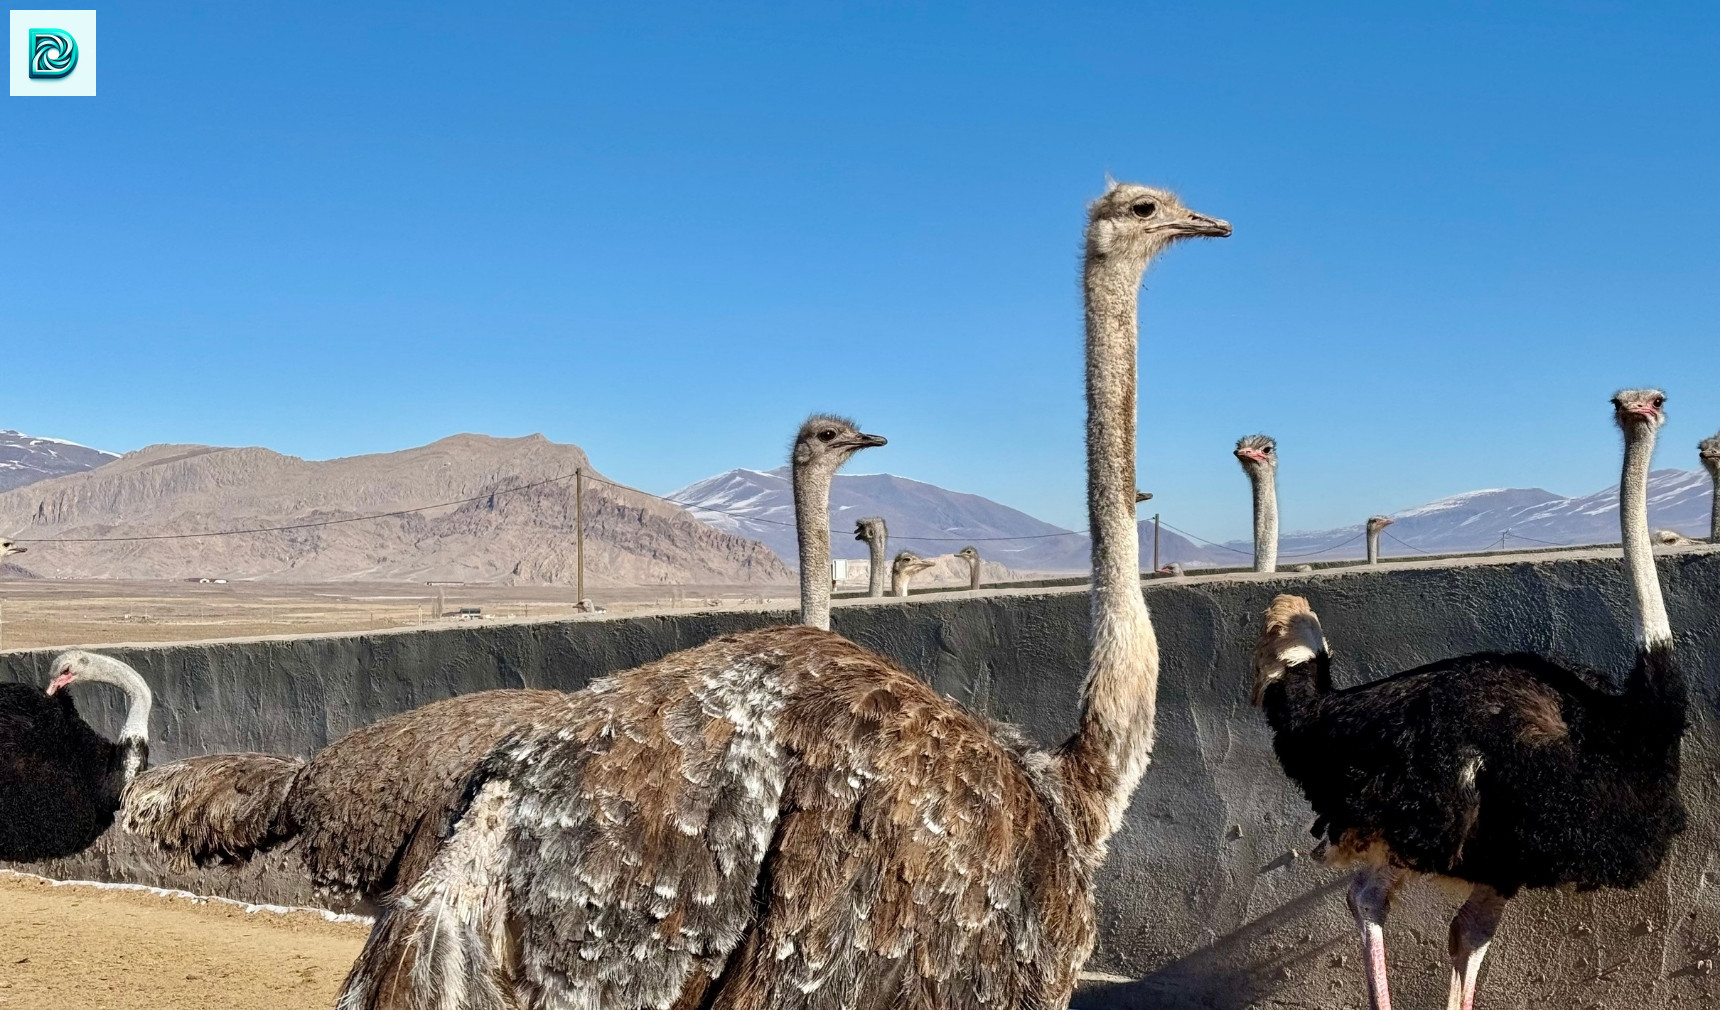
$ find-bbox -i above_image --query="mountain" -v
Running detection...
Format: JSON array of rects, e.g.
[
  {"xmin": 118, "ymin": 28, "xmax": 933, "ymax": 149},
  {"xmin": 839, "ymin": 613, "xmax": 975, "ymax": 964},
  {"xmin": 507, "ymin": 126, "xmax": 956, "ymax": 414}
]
[
  {"xmin": 0, "ymin": 435, "xmax": 790, "ymax": 585},
  {"xmin": 669, "ymin": 468, "xmax": 1230, "ymax": 573},
  {"xmin": 0, "ymin": 430, "xmax": 116, "ymax": 493},
  {"xmin": 1221, "ymin": 469, "xmax": 1715, "ymax": 562}
]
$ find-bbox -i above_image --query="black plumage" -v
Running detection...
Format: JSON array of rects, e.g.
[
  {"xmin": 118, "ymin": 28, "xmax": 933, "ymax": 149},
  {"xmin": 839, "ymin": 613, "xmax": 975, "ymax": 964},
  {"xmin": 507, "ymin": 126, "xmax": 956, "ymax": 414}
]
[
  {"xmin": 0, "ymin": 679, "xmax": 147, "ymax": 861},
  {"xmin": 1260, "ymin": 644, "xmax": 1684, "ymax": 897}
]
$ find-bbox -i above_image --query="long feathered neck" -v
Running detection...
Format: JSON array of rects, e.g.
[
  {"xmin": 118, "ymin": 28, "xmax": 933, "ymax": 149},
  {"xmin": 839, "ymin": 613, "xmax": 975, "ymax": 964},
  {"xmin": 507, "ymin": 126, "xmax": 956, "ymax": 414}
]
[
  {"xmin": 65, "ymin": 652, "xmax": 153, "ymax": 745},
  {"xmin": 1707, "ymin": 461, "xmax": 1720, "ymax": 543},
  {"xmin": 1366, "ymin": 526, "xmax": 1381, "ymax": 565},
  {"xmin": 1056, "ymin": 237, "xmax": 1162, "ymax": 850},
  {"xmin": 1620, "ymin": 425, "xmax": 1672, "ymax": 649},
  {"xmin": 794, "ymin": 459, "xmax": 834, "ymax": 630},
  {"xmin": 866, "ymin": 525, "xmax": 888, "ymax": 597},
  {"xmin": 1251, "ymin": 466, "xmax": 1278, "ymax": 573}
]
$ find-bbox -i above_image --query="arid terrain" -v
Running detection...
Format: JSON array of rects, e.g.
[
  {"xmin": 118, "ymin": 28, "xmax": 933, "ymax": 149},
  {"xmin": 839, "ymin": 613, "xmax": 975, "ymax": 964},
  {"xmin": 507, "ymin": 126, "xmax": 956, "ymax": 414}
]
[
  {"xmin": 0, "ymin": 577, "xmax": 798, "ymax": 651},
  {"xmin": 0, "ymin": 872, "xmax": 367, "ymax": 1010}
]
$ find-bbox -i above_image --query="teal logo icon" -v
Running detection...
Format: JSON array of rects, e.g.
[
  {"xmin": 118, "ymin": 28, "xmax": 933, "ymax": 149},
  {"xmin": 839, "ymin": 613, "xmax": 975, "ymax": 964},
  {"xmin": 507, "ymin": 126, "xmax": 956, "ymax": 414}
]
[{"xmin": 28, "ymin": 29, "xmax": 78, "ymax": 79}]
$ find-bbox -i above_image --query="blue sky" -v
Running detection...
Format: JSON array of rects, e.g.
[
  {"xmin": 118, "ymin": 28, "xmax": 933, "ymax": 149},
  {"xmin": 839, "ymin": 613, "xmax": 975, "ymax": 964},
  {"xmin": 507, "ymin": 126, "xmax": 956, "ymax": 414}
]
[{"xmin": 4, "ymin": 2, "xmax": 1718, "ymax": 539}]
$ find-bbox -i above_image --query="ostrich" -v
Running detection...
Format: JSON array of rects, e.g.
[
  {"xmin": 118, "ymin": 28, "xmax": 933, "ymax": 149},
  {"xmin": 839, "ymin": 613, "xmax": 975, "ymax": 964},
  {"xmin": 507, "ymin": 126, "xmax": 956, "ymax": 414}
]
[
  {"xmin": 1, "ymin": 651, "xmax": 152, "ymax": 861},
  {"xmin": 0, "ymin": 538, "xmax": 25, "ymax": 568},
  {"xmin": 1366, "ymin": 515, "xmax": 1393, "ymax": 565},
  {"xmin": 1702, "ymin": 432, "xmax": 1720, "ymax": 542},
  {"xmin": 1235, "ymin": 434, "xmax": 1278, "ymax": 573},
  {"xmin": 853, "ymin": 516, "xmax": 889, "ymax": 598},
  {"xmin": 1136, "ymin": 490, "xmax": 1153, "ymax": 503},
  {"xmin": 957, "ymin": 545, "xmax": 983, "ymax": 590},
  {"xmin": 122, "ymin": 417, "xmax": 884, "ymax": 903},
  {"xmin": 1651, "ymin": 528, "xmax": 1700, "ymax": 547},
  {"xmin": 890, "ymin": 549, "xmax": 935, "ymax": 596},
  {"xmin": 336, "ymin": 181, "xmax": 1230, "ymax": 1010},
  {"xmin": 1251, "ymin": 388, "xmax": 1686, "ymax": 1010}
]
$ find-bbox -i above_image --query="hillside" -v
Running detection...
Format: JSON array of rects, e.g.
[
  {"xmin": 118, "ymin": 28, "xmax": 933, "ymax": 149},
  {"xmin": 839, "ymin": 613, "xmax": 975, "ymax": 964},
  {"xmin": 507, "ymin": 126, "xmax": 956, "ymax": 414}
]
[
  {"xmin": 670, "ymin": 467, "xmax": 1230, "ymax": 572},
  {"xmin": 0, "ymin": 430, "xmax": 116, "ymax": 493},
  {"xmin": 0, "ymin": 435, "xmax": 790, "ymax": 586}
]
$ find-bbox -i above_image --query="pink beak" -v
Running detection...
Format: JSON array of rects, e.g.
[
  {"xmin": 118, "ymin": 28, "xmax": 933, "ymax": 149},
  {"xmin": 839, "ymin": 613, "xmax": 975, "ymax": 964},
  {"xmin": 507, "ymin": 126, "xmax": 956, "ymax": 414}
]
[
  {"xmin": 46, "ymin": 670, "xmax": 74, "ymax": 695},
  {"xmin": 1237, "ymin": 450, "xmax": 1267, "ymax": 463}
]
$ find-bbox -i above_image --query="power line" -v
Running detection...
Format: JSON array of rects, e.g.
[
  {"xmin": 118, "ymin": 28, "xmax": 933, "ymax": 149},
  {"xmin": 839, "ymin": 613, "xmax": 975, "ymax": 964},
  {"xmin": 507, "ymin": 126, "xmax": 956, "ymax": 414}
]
[{"xmin": 1382, "ymin": 530, "xmax": 1433, "ymax": 554}]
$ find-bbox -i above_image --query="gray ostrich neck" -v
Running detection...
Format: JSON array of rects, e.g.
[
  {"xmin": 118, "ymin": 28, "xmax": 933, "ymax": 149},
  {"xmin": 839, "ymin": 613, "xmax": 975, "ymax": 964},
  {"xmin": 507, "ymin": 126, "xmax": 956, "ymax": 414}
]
[
  {"xmin": 867, "ymin": 528, "xmax": 888, "ymax": 597},
  {"xmin": 79, "ymin": 654, "xmax": 152, "ymax": 745},
  {"xmin": 1251, "ymin": 468, "xmax": 1278, "ymax": 573},
  {"xmin": 1620, "ymin": 428, "xmax": 1671, "ymax": 647},
  {"xmin": 968, "ymin": 556, "xmax": 981, "ymax": 590},
  {"xmin": 1067, "ymin": 246, "xmax": 1162, "ymax": 841},
  {"xmin": 793, "ymin": 462, "xmax": 834, "ymax": 630},
  {"xmin": 1366, "ymin": 527, "xmax": 1381, "ymax": 565},
  {"xmin": 1709, "ymin": 465, "xmax": 1720, "ymax": 542}
]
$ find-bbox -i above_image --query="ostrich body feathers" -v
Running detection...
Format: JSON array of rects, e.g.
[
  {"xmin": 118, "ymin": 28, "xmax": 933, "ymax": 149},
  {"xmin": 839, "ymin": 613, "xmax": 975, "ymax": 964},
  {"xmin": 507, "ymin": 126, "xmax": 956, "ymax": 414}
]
[{"xmin": 0, "ymin": 683, "xmax": 141, "ymax": 861}]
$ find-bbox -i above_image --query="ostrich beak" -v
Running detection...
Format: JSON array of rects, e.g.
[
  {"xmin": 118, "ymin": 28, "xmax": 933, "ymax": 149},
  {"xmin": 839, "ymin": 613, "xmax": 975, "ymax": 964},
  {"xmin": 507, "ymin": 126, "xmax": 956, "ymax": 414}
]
[
  {"xmin": 46, "ymin": 670, "xmax": 75, "ymax": 695},
  {"xmin": 1, "ymin": 545, "xmax": 24, "ymax": 556},
  {"xmin": 1236, "ymin": 450, "xmax": 1267, "ymax": 463},
  {"xmin": 1177, "ymin": 212, "xmax": 1232, "ymax": 238},
  {"xmin": 845, "ymin": 433, "xmax": 888, "ymax": 450}
]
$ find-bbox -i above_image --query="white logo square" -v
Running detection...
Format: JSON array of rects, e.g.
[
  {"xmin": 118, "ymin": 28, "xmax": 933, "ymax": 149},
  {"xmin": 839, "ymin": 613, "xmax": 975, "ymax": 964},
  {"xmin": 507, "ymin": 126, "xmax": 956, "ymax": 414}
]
[{"xmin": 10, "ymin": 9, "xmax": 96, "ymax": 96}]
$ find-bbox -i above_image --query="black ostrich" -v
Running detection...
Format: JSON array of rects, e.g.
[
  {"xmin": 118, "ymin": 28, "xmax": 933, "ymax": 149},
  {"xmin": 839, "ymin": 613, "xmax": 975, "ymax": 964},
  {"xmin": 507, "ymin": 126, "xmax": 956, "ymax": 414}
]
[
  {"xmin": 0, "ymin": 650, "xmax": 154, "ymax": 861},
  {"xmin": 1250, "ymin": 389, "xmax": 1686, "ymax": 1010}
]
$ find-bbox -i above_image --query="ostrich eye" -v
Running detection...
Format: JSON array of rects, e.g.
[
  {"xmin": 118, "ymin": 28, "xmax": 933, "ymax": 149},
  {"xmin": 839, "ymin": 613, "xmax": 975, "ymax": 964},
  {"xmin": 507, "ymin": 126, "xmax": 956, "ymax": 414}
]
[
  {"xmin": 818, "ymin": 429, "xmax": 836, "ymax": 442},
  {"xmin": 1131, "ymin": 201, "xmax": 1157, "ymax": 219}
]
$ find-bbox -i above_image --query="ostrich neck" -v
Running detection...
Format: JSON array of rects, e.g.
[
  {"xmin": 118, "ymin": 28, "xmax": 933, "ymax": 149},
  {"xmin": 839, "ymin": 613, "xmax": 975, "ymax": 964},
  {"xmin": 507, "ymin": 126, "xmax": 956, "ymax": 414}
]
[
  {"xmin": 1056, "ymin": 249, "xmax": 1162, "ymax": 851},
  {"xmin": 1708, "ymin": 465, "xmax": 1720, "ymax": 542},
  {"xmin": 891, "ymin": 568, "xmax": 909, "ymax": 597},
  {"xmin": 866, "ymin": 530, "xmax": 888, "ymax": 597},
  {"xmin": 968, "ymin": 556, "xmax": 981, "ymax": 590},
  {"xmin": 79, "ymin": 655, "xmax": 152, "ymax": 744},
  {"xmin": 1366, "ymin": 527, "xmax": 1381, "ymax": 564},
  {"xmin": 1620, "ymin": 429, "xmax": 1671, "ymax": 648},
  {"xmin": 1251, "ymin": 469, "xmax": 1278, "ymax": 573},
  {"xmin": 794, "ymin": 463, "xmax": 833, "ymax": 630}
]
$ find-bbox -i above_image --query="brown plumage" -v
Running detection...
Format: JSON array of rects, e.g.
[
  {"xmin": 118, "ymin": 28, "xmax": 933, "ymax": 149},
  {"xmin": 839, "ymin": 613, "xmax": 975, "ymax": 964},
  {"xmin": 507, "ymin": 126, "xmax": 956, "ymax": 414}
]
[
  {"xmin": 124, "ymin": 689, "xmax": 566, "ymax": 900},
  {"xmin": 339, "ymin": 182, "xmax": 1230, "ymax": 1010}
]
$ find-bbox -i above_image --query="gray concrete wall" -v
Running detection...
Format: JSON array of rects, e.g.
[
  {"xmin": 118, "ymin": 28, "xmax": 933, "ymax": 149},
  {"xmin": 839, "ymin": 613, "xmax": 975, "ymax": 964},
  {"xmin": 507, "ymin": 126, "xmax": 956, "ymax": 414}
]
[{"xmin": 4, "ymin": 548, "xmax": 1718, "ymax": 1008}]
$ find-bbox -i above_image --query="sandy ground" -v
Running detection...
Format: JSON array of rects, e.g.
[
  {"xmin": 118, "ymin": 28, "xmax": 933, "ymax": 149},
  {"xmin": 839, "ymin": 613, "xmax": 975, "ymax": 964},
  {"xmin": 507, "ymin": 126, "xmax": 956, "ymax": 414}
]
[
  {"xmin": 0, "ymin": 578, "xmax": 797, "ymax": 652},
  {"xmin": 0, "ymin": 873, "xmax": 367, "ymax": 1010}
]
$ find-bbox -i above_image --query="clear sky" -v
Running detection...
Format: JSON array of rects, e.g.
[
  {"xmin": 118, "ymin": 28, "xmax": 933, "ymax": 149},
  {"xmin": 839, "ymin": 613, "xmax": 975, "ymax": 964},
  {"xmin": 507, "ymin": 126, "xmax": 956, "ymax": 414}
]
[{"xmin": 5, "ymin": 2, "xmax": 1718, "ymax": 539}]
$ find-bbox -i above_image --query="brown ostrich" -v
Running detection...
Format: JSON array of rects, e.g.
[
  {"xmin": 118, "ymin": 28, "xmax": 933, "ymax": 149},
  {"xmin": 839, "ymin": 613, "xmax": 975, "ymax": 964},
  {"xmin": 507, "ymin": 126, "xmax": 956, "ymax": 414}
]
[
  {"xmin": 337, "ymin": 181, "xmax": 1231, "ymax": 1010},
  {"xmin": 121, "ymin": 417, "xmax": 885, "ymax": 905}
]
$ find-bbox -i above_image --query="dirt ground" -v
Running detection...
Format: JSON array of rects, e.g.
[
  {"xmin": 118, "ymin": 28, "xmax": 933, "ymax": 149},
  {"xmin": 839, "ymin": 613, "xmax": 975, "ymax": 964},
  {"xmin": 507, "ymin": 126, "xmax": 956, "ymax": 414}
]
[
  {"xmin": 0, "ymin": 873, "xmax": 367, "ymax": 1009},
  {"xmin": 0, "ymin": 578, "xmax": 796, "ymax": 652}
]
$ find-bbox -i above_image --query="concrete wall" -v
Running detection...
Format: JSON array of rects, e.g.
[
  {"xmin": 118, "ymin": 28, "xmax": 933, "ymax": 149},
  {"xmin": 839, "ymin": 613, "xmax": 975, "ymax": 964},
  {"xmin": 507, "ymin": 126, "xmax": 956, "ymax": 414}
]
[{"xmin": 4, "ymin": 548, "xmax": 1718, "ymax": 1008}]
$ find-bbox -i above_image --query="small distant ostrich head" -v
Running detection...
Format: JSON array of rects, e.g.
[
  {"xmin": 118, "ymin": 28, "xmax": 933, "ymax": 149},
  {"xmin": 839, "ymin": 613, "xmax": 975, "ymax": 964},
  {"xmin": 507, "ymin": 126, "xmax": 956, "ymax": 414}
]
[
  {"xmin": 1233, "ymin": 434, "xmax": 1277, "ymax": 474},
  {"xmin": 1699, "ymin": 433, "xmax": 1720, "ymax": 476},
  {"xmin": 1087, "ymin": 182, "xmax": 1232, "ymax": 267},
  {"xmin": 1611, "ymin": 389, "xmax": 1666, "ymax": 433},
  {"xmin": 1652, "ymin": 529, "xmax": 1699, "ymax": 546},
  {"xmin": 853, "ymin": 517, "xmax": 887, "ymax": 545},
  {"xmin": 1135, "ymin": 491, "xmax": 1153, "ymax": 504},
  {"xmin": 956, "ymin": 546, "xmax": 979, "ymax": 565},
  {"xmin": 1158, "ymin": 563, "xmax": 1184, "ymax": 577},
  {"xmin": 0, "ymin": 539, "xmax": 26, "ymax": 558},
  {"xmin": 1366, "ymin": 516, "xmax": 1393, "ymax": 534},
  {"xmin": 891, "ymin": 551, "xmax": 934, "ymax": 594},
  {"xmin": 793, "ymin": 415, "xmax": 887, "ymax": 476}
]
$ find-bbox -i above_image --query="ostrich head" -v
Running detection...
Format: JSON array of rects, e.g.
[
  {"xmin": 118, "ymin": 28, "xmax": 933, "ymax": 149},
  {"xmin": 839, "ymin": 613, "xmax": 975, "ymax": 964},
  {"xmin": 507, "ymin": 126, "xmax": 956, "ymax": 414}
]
[
  {"xmin": 1135, "ymin": 491, "xmax": 1153, "ymax": 503},
  {"xmin": 44, "ymin": 650, "xmax": 153, "ymax": 743},
  {"xmin": 956, "ymin": 546, "xmax": 979, "ymax": 565},
  {"xmin": 853, "ymin": 517, "xmax": 887, "ymax": 545},
  {"xmin": 793, "ymin": 414, "xmax": 886, "ymax": 477},
  {"xmin": 892, "ymin": 552, "xmax": 934, "ymax": 581},
  {"xmin": 1086, "ymin": 182, "xmax": 1232, "ymax": 265},
  {"xmin": 1611, "ymin": 389, "xmax": 1666, "ymax": 433},
  {"xmin": 1699, "ymin": 433, "xmax": 1720, "ymax": 477},
  {"xmin": 1366, "ymin": 516, "xmax": 1394, "ymax": 534},
  {"xmin": 0, "ymin": 539, "xmax": 26, "ymax": 558},
  {"xmin": 1234, "ymin": 434, "xmax": 1277, "ymax": 474}
]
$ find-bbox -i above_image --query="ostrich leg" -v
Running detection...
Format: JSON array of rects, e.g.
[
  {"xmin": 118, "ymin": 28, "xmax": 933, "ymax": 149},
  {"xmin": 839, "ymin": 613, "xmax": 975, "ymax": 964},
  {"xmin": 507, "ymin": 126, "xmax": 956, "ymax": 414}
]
[
  {"xmin": 1446, "ymin": 885, "xmax": 1507, "ymax": 1010},
  {"xmin": 1347, "ymin": 867, "xmax": 1407, "ymax": 1010}
]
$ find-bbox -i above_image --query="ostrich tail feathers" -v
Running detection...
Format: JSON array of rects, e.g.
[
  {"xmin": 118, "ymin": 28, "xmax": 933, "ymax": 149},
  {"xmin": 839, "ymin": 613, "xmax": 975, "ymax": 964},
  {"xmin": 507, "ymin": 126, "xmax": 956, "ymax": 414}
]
[
  {"xmin": 337, "ymin": 891, "xmax": 508, "ymax": 1010},
  {"xmin": 121, "ymin": 753, "xmax": 304, "ymax": 868},
  {"xmin": 1252, "ymin": 594, "xmax": 1328, "ymax": 705}
]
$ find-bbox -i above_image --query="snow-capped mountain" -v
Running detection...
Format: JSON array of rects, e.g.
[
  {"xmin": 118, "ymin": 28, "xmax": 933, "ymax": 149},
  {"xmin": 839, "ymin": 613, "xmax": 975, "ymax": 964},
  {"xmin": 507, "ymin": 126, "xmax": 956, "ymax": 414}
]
[
  {"xmin": 1224, "ymin": 469, "xmax": 1715, "ymax": 562},
  {"xmin": 668, "ymin": 468, "xmax": 1227, "ymax": 572},
  {"xmin": 0, "ymin": 430, "xmax": 117, "ymax": 493}
]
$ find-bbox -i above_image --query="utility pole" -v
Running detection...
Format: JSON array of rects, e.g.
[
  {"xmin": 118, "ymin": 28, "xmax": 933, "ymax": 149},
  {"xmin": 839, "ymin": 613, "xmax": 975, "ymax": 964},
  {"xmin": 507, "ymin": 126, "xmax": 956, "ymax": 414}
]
[
  {"xmin": 1152, "ymin": 514, "xmax": 1161, "ymax": 573},
  {"xmin": 575, "ymin": 468, "xmax": 586, "ymax": 604}
]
